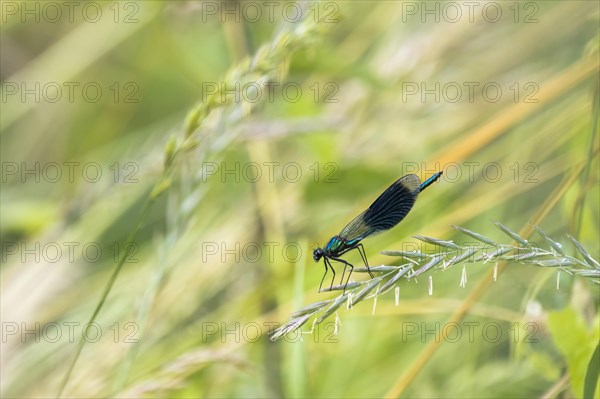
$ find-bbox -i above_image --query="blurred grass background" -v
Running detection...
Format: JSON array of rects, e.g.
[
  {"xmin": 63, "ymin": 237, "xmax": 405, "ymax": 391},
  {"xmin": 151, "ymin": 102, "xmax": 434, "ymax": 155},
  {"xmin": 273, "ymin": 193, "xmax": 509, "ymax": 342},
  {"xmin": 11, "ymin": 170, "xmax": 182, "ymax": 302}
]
[{"xmin": 1, "ymin": 1, "xmax": 599, "ymax": 398}]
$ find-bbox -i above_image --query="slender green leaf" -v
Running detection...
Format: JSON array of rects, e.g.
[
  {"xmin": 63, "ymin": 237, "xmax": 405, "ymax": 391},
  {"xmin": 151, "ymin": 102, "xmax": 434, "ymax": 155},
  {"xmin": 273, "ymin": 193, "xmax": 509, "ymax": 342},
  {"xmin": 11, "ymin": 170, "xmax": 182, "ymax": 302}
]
[{"xmin": 583, "ymin": 343, "xmax": 600, "ymax": 399}]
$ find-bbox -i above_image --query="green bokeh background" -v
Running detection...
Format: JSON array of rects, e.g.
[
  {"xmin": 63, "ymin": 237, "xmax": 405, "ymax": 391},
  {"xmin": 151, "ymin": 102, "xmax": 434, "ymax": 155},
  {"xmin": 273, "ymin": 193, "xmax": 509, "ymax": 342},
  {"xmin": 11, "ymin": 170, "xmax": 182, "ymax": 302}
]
[{"xmin": 1, "ymin": 1, "xmax": 598, "ymax": 398}]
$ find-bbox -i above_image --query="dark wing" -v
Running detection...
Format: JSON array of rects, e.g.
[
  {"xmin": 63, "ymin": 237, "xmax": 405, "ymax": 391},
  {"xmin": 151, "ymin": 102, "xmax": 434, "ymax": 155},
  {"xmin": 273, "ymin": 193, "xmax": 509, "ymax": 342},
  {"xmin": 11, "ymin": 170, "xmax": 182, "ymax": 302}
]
[{"xmin": 338, "ymin": 174, "xmax": 421, "ymax": 244}]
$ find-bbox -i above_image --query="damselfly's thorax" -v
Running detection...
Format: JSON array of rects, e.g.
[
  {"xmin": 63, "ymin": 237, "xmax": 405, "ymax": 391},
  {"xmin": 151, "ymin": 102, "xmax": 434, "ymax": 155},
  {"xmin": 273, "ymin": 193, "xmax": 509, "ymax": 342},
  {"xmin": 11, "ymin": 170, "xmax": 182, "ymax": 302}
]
[
  {"xmin": 313, "ymin": 236, "xmax": 350, "ymax": 262},
  {"xmin": 314, "ymin": 236, "xmax": 349, "ymax": 262},
  {"xmin": 324, "ymin": 235, "xmax": 347, "ymax": 254}
]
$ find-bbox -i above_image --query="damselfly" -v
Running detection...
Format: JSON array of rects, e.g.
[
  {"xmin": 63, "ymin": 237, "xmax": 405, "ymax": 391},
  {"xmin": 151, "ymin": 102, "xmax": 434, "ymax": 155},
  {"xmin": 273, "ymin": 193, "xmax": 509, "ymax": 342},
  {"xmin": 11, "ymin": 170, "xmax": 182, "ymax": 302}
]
[{"xmin": 313, "ymin": 172, "xmax": 443, "ymax": 291}]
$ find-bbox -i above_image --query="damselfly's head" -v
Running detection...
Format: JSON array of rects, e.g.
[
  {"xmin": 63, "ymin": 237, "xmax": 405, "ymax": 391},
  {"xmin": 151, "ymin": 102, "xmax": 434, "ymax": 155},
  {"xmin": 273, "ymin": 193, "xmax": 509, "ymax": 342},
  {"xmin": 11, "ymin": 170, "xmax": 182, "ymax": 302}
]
[{"xmin": 313, "ymin": 248, "xmax": 324, "ymax": 262}]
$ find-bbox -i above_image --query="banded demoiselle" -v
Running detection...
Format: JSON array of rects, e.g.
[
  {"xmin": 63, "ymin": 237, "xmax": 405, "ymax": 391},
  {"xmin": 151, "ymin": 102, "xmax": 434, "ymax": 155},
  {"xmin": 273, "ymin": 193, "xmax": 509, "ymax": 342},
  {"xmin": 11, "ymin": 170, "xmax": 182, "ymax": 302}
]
[{"xmin": 313, "ymin": 171, "xmax": 443, "ymax": 291}]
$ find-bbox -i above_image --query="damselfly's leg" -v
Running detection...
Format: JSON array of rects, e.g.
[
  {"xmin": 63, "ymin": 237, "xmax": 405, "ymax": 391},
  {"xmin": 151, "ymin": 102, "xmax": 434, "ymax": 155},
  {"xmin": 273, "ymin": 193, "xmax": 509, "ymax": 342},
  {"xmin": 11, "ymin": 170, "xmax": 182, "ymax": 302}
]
[
  {"xmin": 325, "ymin": 257, "xmax": 336, "ymax": 291},
  {"xmin": 319, "ymin": 258, "xmax": 328, "ymax": 292},
  {"xmin": 336, "ymin": 246, "xmax": 358, "ymax": 283},
  {"xmin": 337, "ymin": 244, "xmax": 374, "ymax": 280},
  {"xmin": 319, "ymin": 258, "xmax": 336, "ymax": 292},
  {"xmin": 340, "ymin": 257, "xmax": 349, "ymax": 286},
  {"xmin": 330, "ymin": 257, "xmax": 354, "ymax": 292},
  {"xmin": 356, "ymin": 243, "xmax": 374, "ymax": 279}
]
